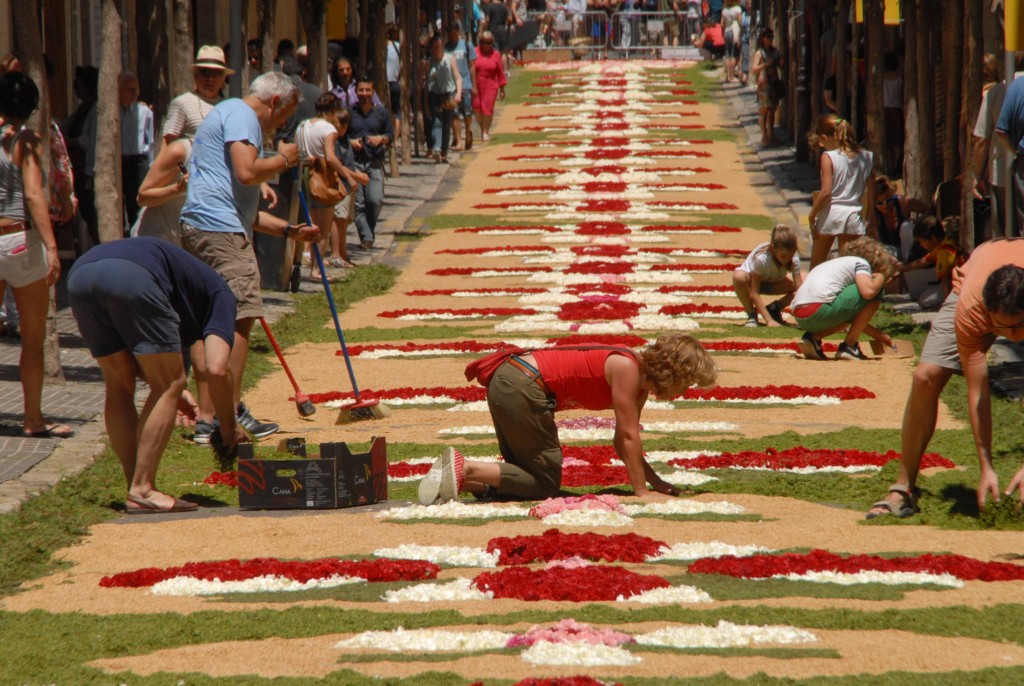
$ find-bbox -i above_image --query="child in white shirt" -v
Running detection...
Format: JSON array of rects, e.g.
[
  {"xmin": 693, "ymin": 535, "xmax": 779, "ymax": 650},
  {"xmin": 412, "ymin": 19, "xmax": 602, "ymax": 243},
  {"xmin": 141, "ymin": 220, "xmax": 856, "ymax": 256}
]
[
  {"xmin": 792, "ymin": 237, "xmax": 895, "ymax": 360},
  {"xmin": 733, "ymin": 223, "xmax": 803, "ymax": 327},
  {"xmin": 807, "ymin": 114, "xmax": 877, "ymax": 270}
]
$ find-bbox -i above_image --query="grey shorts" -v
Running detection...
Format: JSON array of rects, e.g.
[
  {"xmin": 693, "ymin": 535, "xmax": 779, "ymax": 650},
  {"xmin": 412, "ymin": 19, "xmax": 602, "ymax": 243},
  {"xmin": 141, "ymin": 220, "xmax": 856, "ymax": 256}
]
[
  {"xmin": 179, "ymin": 222, "xmax": 263, "ymax": 320},
  {"xmin": 918, "ymin": 292, "xmax": 993, "ymax": 371},
  {"xmin": 68, "ymin": 258, "xmax": 181, "ymax": 359}
]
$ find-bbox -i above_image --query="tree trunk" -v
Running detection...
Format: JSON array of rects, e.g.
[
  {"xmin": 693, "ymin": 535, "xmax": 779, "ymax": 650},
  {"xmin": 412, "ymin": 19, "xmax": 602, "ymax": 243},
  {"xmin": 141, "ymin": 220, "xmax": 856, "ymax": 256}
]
[
  {"xmin": 95, "ymin": 0, "xmax": 124, "ymax": 243},
  {"xmin": 135, "ymin": 0, "xmax": 170, "ymax": 121},
  {"xmin": 961, "ymin": 0, "xmax": 983, "ymax": 248},
  {"xmin": 808, "ymin": 1, "xmax": 823, "ymax": 130},
  {"xmin": 773, "ymin": 0, "xmax": 788, "ymax": 134},
  {"xmin": 259, "ymin": 0, "xmax": 277, "ymax": 78},
  {"xmin": 11, "ymin": 0, "xmax": 64, "ymax": 382},
  {"xmin": 124, "ymin": 0, "xmax": 137, "ymax": 73},
  {"xmin": 402, "ymin": 0, "xmax": 417, "ymax": 163},
  {"xmin": 358, "ymin": 0, "xmax": 370, "ymax": 76},
  {"xmin": 903, "ymin": 0, "xmax": 922, "ymax": 195},
  {"xmin": 171, "ymin": 0, "xmax": 194, "ymax": 99},
  {"xmin": 864, "ymin": 0, "xmax": 885, "ymax": 172},
  {"xmin": 369, "ymin": 0, "xmax": 388, "ymax": 98},
  {"xmin": 298, "ymin": 0, "xmax": 326, "ymax": 88},
  {"xmin": 835, "ymin": 0, "xmax": 850, "ymax": 118},
  {"xmin": 850, "ymin": 12, "xmax": 860, "ymax": 137},
  {"xmin": 917, "ymin": 0, "xmax": 936, "ymax": 196},
  {"xmin": 941, "ymin": 0, "xmax": 963, "ymax": 181}
]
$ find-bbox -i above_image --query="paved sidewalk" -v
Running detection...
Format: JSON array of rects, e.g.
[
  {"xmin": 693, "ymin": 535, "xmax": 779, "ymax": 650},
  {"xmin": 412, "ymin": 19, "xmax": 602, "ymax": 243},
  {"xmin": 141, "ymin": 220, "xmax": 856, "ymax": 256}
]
[{"xmin": 0, "ymin": 155, "xmax": 455, "ymax": 513}]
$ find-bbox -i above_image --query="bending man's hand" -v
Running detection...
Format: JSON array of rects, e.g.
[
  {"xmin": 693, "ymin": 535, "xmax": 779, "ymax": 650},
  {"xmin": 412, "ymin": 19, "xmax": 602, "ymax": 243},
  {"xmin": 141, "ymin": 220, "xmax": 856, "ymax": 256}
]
[
  {"xmin": 1005, "ymin": 463, "xmax": 1024, "ymax": 505},
  {"xmin": 978, "ymin": 467, "xmax": 1001, "ymax": 510},
  {"xmin": 175, "ymin": 390, "xmax": 199, "ymax": 427}
]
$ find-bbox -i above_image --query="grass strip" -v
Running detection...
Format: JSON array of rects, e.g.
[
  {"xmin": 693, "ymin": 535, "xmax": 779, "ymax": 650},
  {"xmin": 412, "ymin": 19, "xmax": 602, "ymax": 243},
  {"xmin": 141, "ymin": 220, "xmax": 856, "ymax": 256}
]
[{"xmin": 4, "ymin": 603, "xmax": 1024, "ymax": 685}]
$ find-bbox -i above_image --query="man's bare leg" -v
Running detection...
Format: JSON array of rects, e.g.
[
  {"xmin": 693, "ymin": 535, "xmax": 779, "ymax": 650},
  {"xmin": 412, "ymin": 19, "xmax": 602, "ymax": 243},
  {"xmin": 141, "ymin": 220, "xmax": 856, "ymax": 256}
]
[{"xmin": 868, "ymin": 362, "xmax": 953, "ymax": 516}]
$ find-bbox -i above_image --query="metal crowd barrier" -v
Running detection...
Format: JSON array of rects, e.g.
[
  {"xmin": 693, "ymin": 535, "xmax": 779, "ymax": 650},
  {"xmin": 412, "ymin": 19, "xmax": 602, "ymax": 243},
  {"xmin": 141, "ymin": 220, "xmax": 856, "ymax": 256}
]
[
  {"xmin": 609, "ymin": 10, "xmax": 696, "ymax": 53},
  {"xmin": 522, "ymin": 10, "xmax": 611, "ymax": 58},
  {"xmin": 520, "ymin": 8, "xmax": 707, "ymax": 58}
]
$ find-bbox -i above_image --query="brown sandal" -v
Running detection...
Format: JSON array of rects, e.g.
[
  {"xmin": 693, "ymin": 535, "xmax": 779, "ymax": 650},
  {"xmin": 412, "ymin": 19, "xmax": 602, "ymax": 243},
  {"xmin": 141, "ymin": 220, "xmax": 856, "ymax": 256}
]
[{"xmin": 866, "ymin": 484, "xmax": 920, "ymax": 520}]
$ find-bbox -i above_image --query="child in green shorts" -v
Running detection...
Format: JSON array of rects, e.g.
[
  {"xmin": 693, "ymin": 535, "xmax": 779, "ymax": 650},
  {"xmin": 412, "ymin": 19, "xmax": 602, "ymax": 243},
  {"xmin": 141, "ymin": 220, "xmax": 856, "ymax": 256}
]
[{"xmin": 791, "ymin": 237, "xmax": 896, "ymax": 360}]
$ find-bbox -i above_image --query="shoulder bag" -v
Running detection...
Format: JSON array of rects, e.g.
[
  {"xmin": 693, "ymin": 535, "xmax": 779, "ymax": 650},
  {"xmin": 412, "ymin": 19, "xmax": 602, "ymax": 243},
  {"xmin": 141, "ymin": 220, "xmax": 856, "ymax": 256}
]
[{"xmin": 306, "ymin": 157, "xmax": 346, "ymax": 205}]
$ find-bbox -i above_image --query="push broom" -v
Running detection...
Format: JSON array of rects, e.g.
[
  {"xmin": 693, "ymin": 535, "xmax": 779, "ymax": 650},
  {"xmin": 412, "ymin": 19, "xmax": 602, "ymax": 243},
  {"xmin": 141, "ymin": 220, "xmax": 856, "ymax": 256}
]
[
  {"xmin": 296, "ymin": 177, "xmax": 390, "ymax": 422},
  {"xmin": 258, "ymin": 317, "xmax": 316, "ymax": 417}
]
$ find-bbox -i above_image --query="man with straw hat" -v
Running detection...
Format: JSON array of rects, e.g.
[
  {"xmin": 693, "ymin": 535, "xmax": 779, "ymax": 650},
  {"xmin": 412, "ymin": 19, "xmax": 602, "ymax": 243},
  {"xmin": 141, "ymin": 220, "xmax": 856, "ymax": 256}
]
[{"xmin": 161, "ymin": 45, "xmax": 235, "ymax": 148}]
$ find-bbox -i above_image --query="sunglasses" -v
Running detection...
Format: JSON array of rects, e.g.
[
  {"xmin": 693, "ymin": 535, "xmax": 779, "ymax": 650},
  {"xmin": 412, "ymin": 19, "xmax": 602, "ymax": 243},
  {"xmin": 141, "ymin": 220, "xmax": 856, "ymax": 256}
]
[{"xmin": 196, "ymin": 68, "xmax": 224, "ymax": 78}]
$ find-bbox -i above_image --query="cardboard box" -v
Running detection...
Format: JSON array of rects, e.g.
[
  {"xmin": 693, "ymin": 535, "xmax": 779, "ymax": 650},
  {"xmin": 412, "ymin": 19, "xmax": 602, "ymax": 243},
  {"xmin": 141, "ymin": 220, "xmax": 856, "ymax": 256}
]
[{"xmin": 237, "ymin": 437, "xmax": 387, "ymax": 510}]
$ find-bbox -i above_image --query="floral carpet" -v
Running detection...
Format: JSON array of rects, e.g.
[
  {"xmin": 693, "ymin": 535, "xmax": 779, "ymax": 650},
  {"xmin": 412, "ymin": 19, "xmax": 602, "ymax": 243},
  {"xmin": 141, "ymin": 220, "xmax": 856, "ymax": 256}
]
[{"xmin": 4, "ymin": 61, "xmax": 1022, "ymax": 685}]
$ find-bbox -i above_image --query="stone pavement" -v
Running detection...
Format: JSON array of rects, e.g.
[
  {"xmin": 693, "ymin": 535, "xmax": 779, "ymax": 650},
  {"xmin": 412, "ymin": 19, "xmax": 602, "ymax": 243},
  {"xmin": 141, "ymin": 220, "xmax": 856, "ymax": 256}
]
[{"xmin": 0, "ymin": 154, "xmax": 455, "ymax": 513}]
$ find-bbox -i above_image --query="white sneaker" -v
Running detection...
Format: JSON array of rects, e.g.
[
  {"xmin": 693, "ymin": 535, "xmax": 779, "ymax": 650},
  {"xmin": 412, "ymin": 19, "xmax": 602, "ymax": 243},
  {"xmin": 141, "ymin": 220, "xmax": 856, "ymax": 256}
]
[
  {"xmin": 437, "ymin": 447, "xmax": 465, "ymax": 503},
  {"xmin": 417, "ymin": 457, "xmax": 444, "ymax": 505}
]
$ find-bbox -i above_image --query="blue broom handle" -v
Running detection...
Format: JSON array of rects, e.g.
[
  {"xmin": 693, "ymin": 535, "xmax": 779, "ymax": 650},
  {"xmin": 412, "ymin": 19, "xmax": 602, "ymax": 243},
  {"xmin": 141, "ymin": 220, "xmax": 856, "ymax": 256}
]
[{"xmin": 295, "ymin": 174, "xmax": 363, "ymax": 398}]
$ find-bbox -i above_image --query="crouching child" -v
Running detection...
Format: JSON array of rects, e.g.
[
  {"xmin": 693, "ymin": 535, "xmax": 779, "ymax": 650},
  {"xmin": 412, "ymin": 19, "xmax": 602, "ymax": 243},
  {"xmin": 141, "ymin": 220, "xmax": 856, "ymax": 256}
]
[
  {"xmin": 733, "ymin": 223, "xmax": 803, "ymax": 327},
  {"xmin": 792, "ymin": 237, "xmax": 896, "ymax": 360}
]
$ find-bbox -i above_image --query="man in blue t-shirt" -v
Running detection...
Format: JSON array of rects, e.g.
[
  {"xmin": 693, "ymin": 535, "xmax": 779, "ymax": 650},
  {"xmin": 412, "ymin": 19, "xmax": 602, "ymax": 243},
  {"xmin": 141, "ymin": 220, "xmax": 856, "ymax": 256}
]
[
  {"xmin": 446, "ymin": 23, "xmax": 476, "ymax": 151},
  {"xmin": 995, "ymin": 74, "xmax": 1024, "ymax": 237},
  {"xmin": 179, "ymin": 72, "xmax": 321, "ymax": 444},
  {"xmin": 67, "ymin": 237, "xmax": 248, "ymax": 514}
]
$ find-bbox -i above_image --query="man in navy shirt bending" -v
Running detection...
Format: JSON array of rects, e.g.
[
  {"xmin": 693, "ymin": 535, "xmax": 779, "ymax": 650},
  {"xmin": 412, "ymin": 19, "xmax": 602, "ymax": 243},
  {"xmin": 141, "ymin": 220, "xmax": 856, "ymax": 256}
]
[{"xmin": 68, "ymin": 238, "xmax": 248, "ymax": 514}]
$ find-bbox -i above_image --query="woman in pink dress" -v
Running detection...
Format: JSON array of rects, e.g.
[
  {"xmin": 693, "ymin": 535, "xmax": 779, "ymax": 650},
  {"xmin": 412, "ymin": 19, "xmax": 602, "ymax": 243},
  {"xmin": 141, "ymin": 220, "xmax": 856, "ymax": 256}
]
[{"xmin": 471, "ymin": 30, "xmax": 507, "ymax": 143}]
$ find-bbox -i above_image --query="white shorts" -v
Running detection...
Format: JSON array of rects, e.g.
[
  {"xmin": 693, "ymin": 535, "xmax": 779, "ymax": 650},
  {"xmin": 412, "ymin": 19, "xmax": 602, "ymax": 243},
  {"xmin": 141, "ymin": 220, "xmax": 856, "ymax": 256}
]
[
  {"xmin": 816, "ymin": 208, "xmax": 866, "ymax": 237},
  {"xmin": 0, "ymin": 229, "xmax": 47, "ymax": 288}
]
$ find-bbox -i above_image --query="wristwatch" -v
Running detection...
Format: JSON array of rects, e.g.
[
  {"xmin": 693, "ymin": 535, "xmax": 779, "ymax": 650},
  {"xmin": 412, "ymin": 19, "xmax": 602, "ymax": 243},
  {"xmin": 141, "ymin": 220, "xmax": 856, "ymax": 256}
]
[{"xmin": 283, "ymin": 223, "xmax": 294, "ymax": 238}]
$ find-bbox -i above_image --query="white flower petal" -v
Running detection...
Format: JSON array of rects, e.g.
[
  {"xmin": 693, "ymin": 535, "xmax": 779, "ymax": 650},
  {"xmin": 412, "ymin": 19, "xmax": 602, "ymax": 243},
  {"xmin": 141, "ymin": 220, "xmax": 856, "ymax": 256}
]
[{"xmin": 520, "ymin": 641, "xmax": 641, "ymax": 666}]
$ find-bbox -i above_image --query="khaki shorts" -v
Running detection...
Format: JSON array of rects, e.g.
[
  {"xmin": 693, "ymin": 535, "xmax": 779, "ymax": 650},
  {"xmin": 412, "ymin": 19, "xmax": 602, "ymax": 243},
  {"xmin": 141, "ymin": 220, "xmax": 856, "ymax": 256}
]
[
  {"xmin": 179, "ymin": 222, "xmax": 263, "ymax": 320},
  {"xmin": 333, "ymin": 193, "xmax": 355, "ymax": 221},
  {"xmin": 918, "ymin": 292, "xmax": 994, "ymax": 372}
]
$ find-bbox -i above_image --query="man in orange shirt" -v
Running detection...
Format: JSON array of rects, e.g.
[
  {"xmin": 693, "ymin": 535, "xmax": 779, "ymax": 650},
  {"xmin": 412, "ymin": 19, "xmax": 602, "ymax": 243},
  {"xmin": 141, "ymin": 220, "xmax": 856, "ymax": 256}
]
[{"xmin": 867, "ymin": 239, "xmax": 1024, "ymax": 518}]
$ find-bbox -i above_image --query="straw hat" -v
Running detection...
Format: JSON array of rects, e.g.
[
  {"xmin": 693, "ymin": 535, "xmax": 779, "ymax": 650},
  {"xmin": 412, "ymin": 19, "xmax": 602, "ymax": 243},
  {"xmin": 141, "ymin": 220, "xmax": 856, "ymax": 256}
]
[{"xmin": 193, "ymin": 45, "xmax": 235, "ymax": 75}]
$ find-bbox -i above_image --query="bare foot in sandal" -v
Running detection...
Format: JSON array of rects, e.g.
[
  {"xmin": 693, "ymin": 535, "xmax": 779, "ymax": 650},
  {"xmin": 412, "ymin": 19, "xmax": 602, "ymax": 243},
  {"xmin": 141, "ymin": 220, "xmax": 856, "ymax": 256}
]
[
  {"xmin": 23, "ymin": 423, "xmax": 75, "ymax": 439},
  {"xmin": 866, "ymin": 484, "xmax": 920, "ymax": 519}
]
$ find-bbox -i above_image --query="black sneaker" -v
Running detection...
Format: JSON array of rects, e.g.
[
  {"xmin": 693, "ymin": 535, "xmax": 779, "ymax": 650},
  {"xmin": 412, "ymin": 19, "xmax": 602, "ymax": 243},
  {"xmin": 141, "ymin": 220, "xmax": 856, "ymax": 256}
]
[
  {"xmin": 742, "ymin": 312, "xmax": 759, "ymax": 327},
  {"xmin": 236, "ymin": 402, "xmax": 279, "ymax": 438},
  {"xmin": 193, "ymin": 418, "xmax": 219, "ymax": 445},
  {"xmin": 797, "ymin": 332, "xmax": 826, "ymax": 361},
  {"xmin": 766, "ymin": 301, "xmax": 786, "ymax": 325},
  {"xmin": 836, "ymin": 342, "xmax": 868, "ymax": 361}
]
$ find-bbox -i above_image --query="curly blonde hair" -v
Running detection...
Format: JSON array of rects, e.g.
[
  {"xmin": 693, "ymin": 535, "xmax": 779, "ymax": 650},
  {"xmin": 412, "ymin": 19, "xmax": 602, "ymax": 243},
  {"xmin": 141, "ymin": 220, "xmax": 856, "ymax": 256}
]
[
  {"xmin": 841, "ymin": 237, "xmax": 893, "ymax": 279},
  {"xmin": 640, "ymin": 334, "xmax": 717, "ymax": 396}
]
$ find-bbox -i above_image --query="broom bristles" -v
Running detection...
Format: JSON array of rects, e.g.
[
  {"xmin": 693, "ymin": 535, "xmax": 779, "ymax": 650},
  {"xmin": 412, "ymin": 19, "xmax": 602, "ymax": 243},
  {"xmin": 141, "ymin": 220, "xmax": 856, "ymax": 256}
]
[{"xmin": 334, "ymin": 401, "xmax": 392, "ymax": 424}]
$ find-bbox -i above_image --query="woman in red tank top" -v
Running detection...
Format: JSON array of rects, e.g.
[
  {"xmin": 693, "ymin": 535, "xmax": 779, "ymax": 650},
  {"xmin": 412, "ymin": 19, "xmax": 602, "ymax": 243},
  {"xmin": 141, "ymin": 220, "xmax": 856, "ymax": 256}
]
[{"xmin": 419, "ymin": 333, "xmax": 717, "ymax": 504}]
